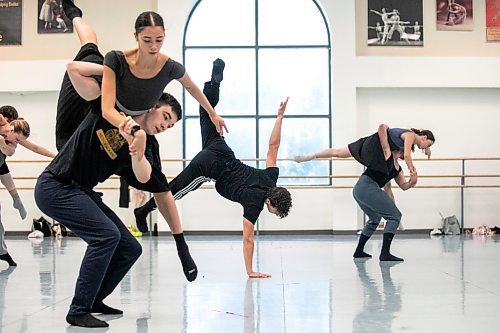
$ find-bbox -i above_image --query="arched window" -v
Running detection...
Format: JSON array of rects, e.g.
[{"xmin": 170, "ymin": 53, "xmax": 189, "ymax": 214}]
[{"xmin": 183, "ymin": 0, "xmax": 331, "ymax": 185}]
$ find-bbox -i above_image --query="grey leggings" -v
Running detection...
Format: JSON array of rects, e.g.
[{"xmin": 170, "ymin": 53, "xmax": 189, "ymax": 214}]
[{"xmin": 353, "ymin": 175, "xmax": 402, "ymax": 237}]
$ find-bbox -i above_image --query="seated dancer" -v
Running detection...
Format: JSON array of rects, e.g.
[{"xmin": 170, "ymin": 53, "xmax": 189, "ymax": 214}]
[
  {"xmin": 135, "ymin": 59, "xmax": 293, "ymax": 278},
  {"xmin": 352, "ymin": 124, "xmax": 417, "ymax": 262},
  {"xmin": 33, "ymin": 12, "xmax": 202, "ymax": 330}
]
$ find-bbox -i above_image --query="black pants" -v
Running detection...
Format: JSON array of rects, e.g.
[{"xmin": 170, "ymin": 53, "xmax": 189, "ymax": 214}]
[
  {"xmin": 170, "ymin": 82, "xmax": 235, "ymax": 200},
  {"xmin": 35, "ymin": 171, "xmax": 142, "ymax": 315}
]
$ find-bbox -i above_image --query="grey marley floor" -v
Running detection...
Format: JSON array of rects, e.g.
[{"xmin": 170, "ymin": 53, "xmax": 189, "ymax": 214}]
[{"xmin": 1, "ymin": 234, "xmax": 499, "ymax": 332}]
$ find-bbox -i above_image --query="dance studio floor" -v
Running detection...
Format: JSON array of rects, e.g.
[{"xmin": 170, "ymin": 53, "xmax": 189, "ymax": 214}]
[{"xmin": 1, "ymin": 234, "xmax": 499, "ymax": 332}]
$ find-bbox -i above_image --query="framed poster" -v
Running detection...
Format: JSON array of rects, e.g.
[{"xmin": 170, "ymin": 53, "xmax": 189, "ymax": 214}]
[
  {"xmin": 436, "ymin": 0, "xmax": 474, "ymax": 31},
  {"xmin": 0, "ymin": 0, "xmax": 22, "ymax": 46},
  {"xmin": 486, "ymin": 0, "xmax": 500, "ymax": 41},
  {"xmin": 368, "ymin": 0, "xmax": 424, "ymax": 46},
  {"xmin": 38, "ymin": 0, "xmax": 73, "ymax": 34}
]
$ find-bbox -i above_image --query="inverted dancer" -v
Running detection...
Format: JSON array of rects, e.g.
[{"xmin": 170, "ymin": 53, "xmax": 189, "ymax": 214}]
[
  {"xmin": 60, "ymin": 0, "xmax": 226, "ymax": 159},
  {"xmin": 135, "ymin": 60, "xmax": 293, "ymax": 278}
]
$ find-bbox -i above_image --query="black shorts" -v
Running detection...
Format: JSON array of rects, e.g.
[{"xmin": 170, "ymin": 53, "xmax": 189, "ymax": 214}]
[
  {"xmin": 0, "ymin": 162, "xmax": 10, "ymax": 175},
  {"xmin": 348, "ymin": 132, "xmax": 389, "ymax": 175},
  {"xmin": 55, "ymin": 43, "xmax": 104, "ymax": 151}
]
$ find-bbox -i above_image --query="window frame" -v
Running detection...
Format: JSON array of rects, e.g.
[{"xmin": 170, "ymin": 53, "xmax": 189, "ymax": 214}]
[{"xmin": 182, "ymin": 0, "xmax": 332, "ymax": 186}]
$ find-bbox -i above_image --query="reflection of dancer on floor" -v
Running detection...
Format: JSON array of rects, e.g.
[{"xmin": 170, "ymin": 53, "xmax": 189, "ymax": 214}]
[
  {"xmin": 353, "ymin": 261, "xmax": 402, "ymax": 332},
  {"xmin": 445, "ymin": 0, "xmax": 467, "ymax": 25},
  {"xmin": 387, "ymin": 10, "xmax": 411, "ymax": 44},
  {"xmin": 370, "ymin": 8, "xmax": 396, "ymax": 44}
]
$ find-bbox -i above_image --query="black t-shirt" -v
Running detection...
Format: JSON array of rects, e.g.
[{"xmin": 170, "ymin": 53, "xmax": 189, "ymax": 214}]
[
  {"xmin": 215, "ymin": 159, "xmax": 279, "ymax": 224},
  {"xmin": 47, "ymin": 98, "xmax": 169, "ymax": 193},
  {"xmin": 362, "ymin": 155, "xmax": 402, "ymax": 188}
]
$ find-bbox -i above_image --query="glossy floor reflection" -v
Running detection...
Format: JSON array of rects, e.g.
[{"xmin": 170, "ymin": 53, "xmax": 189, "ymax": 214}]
[{"xmin": 1, "ymin": 234, "xmax": 500, "ymax": 332}]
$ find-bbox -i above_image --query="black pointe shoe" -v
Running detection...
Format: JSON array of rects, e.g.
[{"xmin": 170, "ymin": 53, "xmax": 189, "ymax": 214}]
[
  {"xmin": 66, "ymin": 313, "xmax": 109, "ymax": 328},
  {"xmin": 211, "ymin": 58, "xmax": 225, "ymax": 84}
]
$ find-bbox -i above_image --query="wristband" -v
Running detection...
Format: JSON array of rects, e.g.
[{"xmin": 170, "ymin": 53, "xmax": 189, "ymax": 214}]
[{"xmin": 130, "ymin": 125, "xmax": 142, "ymax": 137}]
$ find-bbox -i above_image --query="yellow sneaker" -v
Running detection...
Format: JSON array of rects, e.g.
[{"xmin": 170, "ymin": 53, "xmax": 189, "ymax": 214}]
[{"xmin": 127, "ymin": 225, "xmax": 142, "ymax": 237}]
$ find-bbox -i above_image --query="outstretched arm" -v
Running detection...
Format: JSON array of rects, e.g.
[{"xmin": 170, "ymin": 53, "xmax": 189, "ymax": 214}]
[
  {"xmin": 243, "ymin": 218, "xmax": 271, "ymax": 278},
  {"xmin": 402, "ymin": 132, "xmax": 417, "ymax": 174},
  {"xmin": 178, "ymin": 72, "xmax": 228, "ymax": 135},
  {"xmin": 266, "ymin": 97, "xmax": 288, "ymax": 168},
  {"xmin": 394, "ymin": 168, "xmax": 417, "ymax": 190},
  {"xmin": 102, "ymin": 66, "xmax": 147, "ymax": 159},
  {"xmin": 370, "ymin": 9, "xmax": 382, "ymax": 16},
  {"xmin": 19, "ymin": 140, "xmax": 55, "ymax": 158},
  {"xmin": 66, "ymin": 61, "xmax": 103, "ymax": 101},
  {"xmin": 0, "ymin": 173, "xmax": 27, "ymax": 219}
]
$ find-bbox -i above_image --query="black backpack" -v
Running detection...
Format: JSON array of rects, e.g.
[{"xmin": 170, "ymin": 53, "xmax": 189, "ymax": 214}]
[{"xmin": 32, "ymin": 216, "xmax": 52, "ymax": 237}]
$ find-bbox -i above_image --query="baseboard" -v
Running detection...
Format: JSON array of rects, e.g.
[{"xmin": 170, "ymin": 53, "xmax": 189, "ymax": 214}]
[{"xmin": 5, "ymin": 229, "xmax": 435, "ymax": 237}]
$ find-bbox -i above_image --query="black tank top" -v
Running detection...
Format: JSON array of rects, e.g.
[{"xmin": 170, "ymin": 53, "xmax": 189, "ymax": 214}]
[{"xmin": 362, "ymin": 155, "xmax": 402, "ymax": 187}]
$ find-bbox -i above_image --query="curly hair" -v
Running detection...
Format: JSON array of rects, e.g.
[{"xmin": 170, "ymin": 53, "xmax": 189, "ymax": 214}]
[
  {"xmin": 266, "ymin": 186, "xmax": 292, "ymax": 218},
  {"xmin": 0, "ymin": 105, "xmax": 19, "ymax": 122}
]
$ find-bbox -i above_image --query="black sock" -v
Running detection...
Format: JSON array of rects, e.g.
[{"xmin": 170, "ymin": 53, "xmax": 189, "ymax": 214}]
[
  {"xmin": 134, "ymin": 198, "xmax": 157, "ymax": 233},
  {"xmin": 91, "ymin": 302, "xmax": 123, "ymax": 315},
  {"xmin": 211, "ymin": 58, "xmax": 225, "ymax": 85},
  {"xmin": 353, "ymin": 234, "xmax": 372, "ymax": 258},
  {"xmin": 173, "ymin": 233, "xmax": 198, "ymax": 282},
  {"xmin": 379, "ymin": 233, "xmax": 404, "ymax": 262},
  {"xmin": 0, "ymin": 253, "xmax": 17, "ymax": 266},
  {"xmin": 61, "ymin": 0, "xmax": 82, "ymax": 21},
  {"xmin": 66, "ymin": 313, "xmax": 109, "ymax": 328}
]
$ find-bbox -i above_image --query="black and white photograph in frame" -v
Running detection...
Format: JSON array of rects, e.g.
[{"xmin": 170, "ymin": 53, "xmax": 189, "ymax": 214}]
[
  {"xmin": 38, "ymin": 0, "xmax": 73, "ymax": 34},
  {"xmin": 368, "ymin": 0, "xmax": 424, "ymax": 46},
  {"xmin": 0, "ymin": 0, "xmax": 22, "ymax": 46}
]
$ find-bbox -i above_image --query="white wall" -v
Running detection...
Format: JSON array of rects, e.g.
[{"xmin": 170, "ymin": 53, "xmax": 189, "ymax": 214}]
[{"xmin": 0, "ymin": 0, "xmax": 498, "ymax": 232}]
